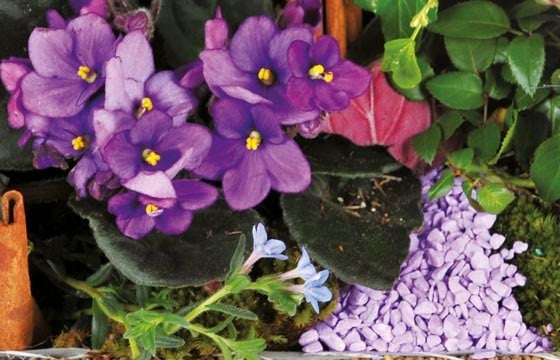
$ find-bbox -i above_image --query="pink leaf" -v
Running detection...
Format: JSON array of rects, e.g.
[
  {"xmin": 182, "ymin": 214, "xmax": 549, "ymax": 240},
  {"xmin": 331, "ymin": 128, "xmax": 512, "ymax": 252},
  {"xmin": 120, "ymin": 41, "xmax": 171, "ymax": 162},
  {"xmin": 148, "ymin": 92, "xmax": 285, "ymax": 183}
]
[{"xmin": 322, "ymin": 62, "xmax": 432, "ymax": 169}]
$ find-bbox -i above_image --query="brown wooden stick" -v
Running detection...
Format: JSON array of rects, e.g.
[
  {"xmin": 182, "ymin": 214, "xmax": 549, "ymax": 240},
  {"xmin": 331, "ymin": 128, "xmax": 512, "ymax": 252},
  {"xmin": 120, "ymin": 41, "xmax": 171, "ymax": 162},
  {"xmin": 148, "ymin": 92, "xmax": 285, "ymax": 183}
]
[
  {"xmin": 0, "ymin": 191, "xmax": 35, "ymax": 350},
  {"xmin": 325, "ymin": 0, "xmax": 347, "ymax": 58},
  {"xmin": 344, "ymin": 0, "xmax": 362, "ymax": 44}
]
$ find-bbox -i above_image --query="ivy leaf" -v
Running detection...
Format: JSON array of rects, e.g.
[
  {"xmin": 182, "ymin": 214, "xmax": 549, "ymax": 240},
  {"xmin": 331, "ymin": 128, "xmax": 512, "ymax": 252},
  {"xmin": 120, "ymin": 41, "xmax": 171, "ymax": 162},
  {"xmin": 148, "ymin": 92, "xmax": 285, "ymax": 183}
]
[
  {"xmin": 428, "ymin": 0, "xmax": 510, "ymax": 39},
  {"xmin": 507, "ymin": 34, "xmax": 545, "ymax": 98},
  {"xmin": 426, "ymin": 72, "xmax": 484, "ymax": 110},
  {"xmin": 69, "ymin": 197, "xmax": 260, "ymax": 287},
  {"xmin": 382, "ymin": 38, "xmax": 422, "ymax": 89},
  {"xmin": 428, "ymin": 169, "xmax": 454, "ymax": 200},
  {"xmin": 476, "ymin": 183, "xmax": 515, "ymax": 214},
  {"xmin": 530, "ymin": 134, "xmax": 560, "ymax": 202},
  {"xmin": 412, "ymin": 124, "xmax": 442, "ymax": 164},
  {"xmin": 282, "ymin": 170, "xmax": 423, "ymax": 290},
  {"xmin": 467, "ymin": 122, "xmax": 501, "ymax": 161},
  {"xmin": 444, "ymin": 37, "xmax": 496, "ymax": 73},
  {"xmin": 376, "ymin": 0, "xmax": 426, "ymax": 40}
]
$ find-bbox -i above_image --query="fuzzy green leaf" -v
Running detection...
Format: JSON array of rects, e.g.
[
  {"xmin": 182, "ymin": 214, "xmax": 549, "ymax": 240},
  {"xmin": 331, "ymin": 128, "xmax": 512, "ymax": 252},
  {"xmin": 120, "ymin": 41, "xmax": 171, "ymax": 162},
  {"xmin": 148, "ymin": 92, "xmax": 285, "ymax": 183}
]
[
  {"xmin": 69, "ymin": 198, "xmax": 260, "ymax": 287},
  {"xmin": 437, "ymin": 111, "xmax": 465, "ymax": 139},
  {"xmin": 428, "ymin": 1, "xmax": 509, "ymax": 39},
  {"xmin": 282, "ymin": 170, "xmax": 423, "ymax": 290},
  {"xmin": 207, "ymin": 303, "xmax": 258, "ymax": 321},
  {"xmin": 507, "ymin": 34, "xmax": 545, "ymax": 97},
  {"xmin": 298, "ymin": 135, "xmax": 402, "ymax": 178},
  {"xmin": 445, "ymin": 37, "xmax": 496, "ymax": 73},
  {"xmin": 382, "ymin": 38, "xmax": 422, "ymax": 89},
  {"xmin": 530, "ymin": 135, "xmax": 560, "ymax": 202},
  {"xmin": 376, "ymin": 0, "xmax": 426, "ymax": 40},
  {"xmin": 467, "ymin": 122, "xmax": 501, "ymax": 161},
  {"xmin": 477, "ymin": 183, "xmax": 515, "ymax": 214},
  {"xmin": 412, "ymin": 124, "xmax": 441, "ymax": 164},
  {"xmin": 428, "ymin": 169, "xmax": 454, "ymax": 200},
  {"xmin": 426, "ymin": 72, "xmax": 484, "ymax": 110},
  {"xmin": 226, "ymin": 274, "xmax": 251, "ymax": 294},
  {"xmin": 155, "ymin": 335, "xmax": 185, "ymax": 349}
]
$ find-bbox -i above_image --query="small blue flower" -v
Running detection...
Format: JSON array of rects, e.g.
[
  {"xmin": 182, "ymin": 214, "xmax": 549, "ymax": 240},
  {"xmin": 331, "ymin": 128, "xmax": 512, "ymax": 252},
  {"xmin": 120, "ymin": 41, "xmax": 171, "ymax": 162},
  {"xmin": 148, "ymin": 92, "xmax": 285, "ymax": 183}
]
[
  {"xmin": 303, "ymin": 269, "xmax": 332, "ymax": 313},
  {"xmin": 279, "ymin": 246, "xmax": 317, "ymax": 281},
  {"xmin": 252, "ymin": 223, "xmax": 288, "ymax": 260}
]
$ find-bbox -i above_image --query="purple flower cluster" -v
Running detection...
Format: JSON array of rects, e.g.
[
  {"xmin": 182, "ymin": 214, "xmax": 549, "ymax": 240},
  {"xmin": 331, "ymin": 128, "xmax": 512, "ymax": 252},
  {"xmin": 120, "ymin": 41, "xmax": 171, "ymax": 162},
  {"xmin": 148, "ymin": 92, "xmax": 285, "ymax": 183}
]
[
  {"xmin": 300, "ymin": 170, "xmax": 552, "ymax": 354},
  {"xmin": 1, "ymin": 2, "xmax": 371, "ymax": 238}
]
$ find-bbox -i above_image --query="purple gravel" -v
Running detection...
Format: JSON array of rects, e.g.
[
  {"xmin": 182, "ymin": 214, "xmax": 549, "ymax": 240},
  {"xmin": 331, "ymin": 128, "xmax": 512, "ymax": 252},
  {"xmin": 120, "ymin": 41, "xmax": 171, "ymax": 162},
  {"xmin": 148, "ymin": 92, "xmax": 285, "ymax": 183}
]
[{"xmin": 300, "ymin": 169, "xmax": 552, "ymax": 353}]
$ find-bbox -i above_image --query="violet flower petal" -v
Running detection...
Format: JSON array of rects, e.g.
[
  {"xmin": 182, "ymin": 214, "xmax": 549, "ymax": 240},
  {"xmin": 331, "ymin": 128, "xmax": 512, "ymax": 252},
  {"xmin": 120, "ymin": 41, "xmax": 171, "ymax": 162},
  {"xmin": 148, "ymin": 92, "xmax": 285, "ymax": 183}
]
[
  {"xmin": 229, "ymin": 16, "xmax": 276, "ymax": 72},
  {"xmin": 222, "ymin": 152, "xmax": 271, "ymax": 210}
]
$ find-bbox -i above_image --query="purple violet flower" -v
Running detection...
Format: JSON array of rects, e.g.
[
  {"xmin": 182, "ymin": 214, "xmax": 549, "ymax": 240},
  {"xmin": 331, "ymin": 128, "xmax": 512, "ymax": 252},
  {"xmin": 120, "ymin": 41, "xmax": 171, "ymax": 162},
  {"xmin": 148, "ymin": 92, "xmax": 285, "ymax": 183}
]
[
  {"xmin": 114, "ymin": 9, "xmax": 154, "ymax": 37},
  {"xmin": 108, "ymin": 179, "xmax": 218, "ymax": 239},
  {"xmin": 200, "ymin": 16, "xmax": 319, "ymax": 125},
  {"xmin": 21, "ymin": 14, "xmax": 117, "ymax": 118},
  {"xmin": 101, "ymin": 110, "xmax": 211, "ymax": 197},
  {"xmin": 288, "ymin": 269, "xmax": 332, "ymax": 313},
  {"xmin": 241, "ymin": 223, "xmax": 288, "ymax": 274},
  {"xmin": 105, "ymin": 31, "xmax": 196, "ymax": 126},
  {"xmin": 194, "ymin": 99, "xmax": 311, "ymax": 210},
  {"xmin": 0, "ymin": 57, "xmax": 33, "ymax": 129},
  {"xmin": 70, "ymin": 0, "xmax": 109, "ymax": 18},
  {"xmin": 287, "ymin": 35, "xmax": 370, "ymax": 112},
  {"xmin": 280, "ymin": 0, "xmax": 323, "ymax": 34}
]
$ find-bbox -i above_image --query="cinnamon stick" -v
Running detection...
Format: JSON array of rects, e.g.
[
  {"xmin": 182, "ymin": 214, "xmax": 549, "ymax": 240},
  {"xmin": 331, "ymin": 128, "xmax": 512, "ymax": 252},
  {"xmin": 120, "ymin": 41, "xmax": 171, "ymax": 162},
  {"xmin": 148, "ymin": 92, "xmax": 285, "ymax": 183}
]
[
  {"xmin": 325, "ymin": 0, "xmax": 347, "ymax": 58},
  {"xmin": 0, "ymin": 191, "xmax": 35, "ymax": 350},
  {"xmin": 344, "ymin": 0, "xmax": 362, "ymax": 44}
]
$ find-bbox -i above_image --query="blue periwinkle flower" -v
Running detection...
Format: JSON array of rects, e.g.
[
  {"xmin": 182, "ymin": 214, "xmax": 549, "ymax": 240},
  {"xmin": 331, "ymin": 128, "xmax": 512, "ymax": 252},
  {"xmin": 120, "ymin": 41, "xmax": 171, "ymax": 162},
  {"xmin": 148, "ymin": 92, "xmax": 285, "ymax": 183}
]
[
  {"xmin": 303, "ymin": 269, "xmax": 332, "ymax": 313},
  {"xmin": 240, "ymin": 223, "xmax": 288, "ymax": 273}
]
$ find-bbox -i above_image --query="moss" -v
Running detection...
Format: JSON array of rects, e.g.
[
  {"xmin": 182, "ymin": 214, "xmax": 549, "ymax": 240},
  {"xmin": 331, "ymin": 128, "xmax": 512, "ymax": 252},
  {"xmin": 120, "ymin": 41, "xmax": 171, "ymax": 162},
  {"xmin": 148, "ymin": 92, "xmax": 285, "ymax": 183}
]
[{"xmin": 494, "ymin": 195, "xmax": 560, "ymax": 349}]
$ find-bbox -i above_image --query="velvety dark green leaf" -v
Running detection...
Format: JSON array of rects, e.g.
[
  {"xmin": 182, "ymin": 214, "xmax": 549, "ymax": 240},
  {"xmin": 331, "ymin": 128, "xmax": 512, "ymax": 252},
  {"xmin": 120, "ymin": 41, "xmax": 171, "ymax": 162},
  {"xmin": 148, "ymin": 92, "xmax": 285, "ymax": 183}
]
[
  {"xmin": 428, "ymin": 1, "xmax": 509, "ymax": 39},
  {"xmin": 155, "ymin": 0, "xmax": 273, "ymax": 67},
  {"xmin": 69, "ymin": 198, "xmax": 260, "ymax": 287},
  {"xmin": 515, "ymin": 87, "xmax": 550, "ymax": 111},
  {"xmin": 86, "ymin": 263, "xmax": 113, "ymax": 287},
  {"xmin": 476, "ymin": 183, "xmax": 515, "ymax": 214},
  {"xmin": 444, "ymin": 37, "xmax": 496, "ymax": 73},
  {"xmin": 530, "ymin": 134, "xmax": 560, "ymax": 202},
  {"xmin": 484, "ymin": 67, "xmax": 511, "ymax": 100},
  {"xmin": 426, "ymin": 72, "xmax": 484, "ymax": 110},
  {"xmin": 382, "ymin": 38, "xmax": 422, "ymax": 89},
  {"xmin": 298, "ymin": 135, "xmax": 402, "ymax": 178},
  {"xmin": 428, "ymin": 169, "xmax": 454, "ymax": 200},
  {"xmin": 412, "ymin": 124, "xmax": 441, "ymax": 164},
  {"xmin": 92, "ymin": 300, "xmax": 109, "ymax": 349},
  {"xmin": 282, "ymin": 170, "xmax": 423, "ymax": 290},
  {"xmin": 437, "ymin": 110, "xmax": 464, "ymax": 139},
  {"xmin": 352, "ymin": 0, "xmax": 379, "ymax": 13},
  {"xmin": 377, "ymin": 0, "xmax": 426, "ymax": 40},
  {"xmin": 514, "ymin": 112, "xmax": 551, "ymax": 170},
  {"xmin": 449, "ymin": 148, "xmax": 474, "ymax": 169},
  {"xmin": 390, "ymin": 57, "xmax": 435, "ymax": 101},
  {"xmin": 507, "ymin": 34, "xmax": 545, "ymax": 97},
  {"xmin": 467, "ymin": 122, "xmax": 501, "ymax": 161}
]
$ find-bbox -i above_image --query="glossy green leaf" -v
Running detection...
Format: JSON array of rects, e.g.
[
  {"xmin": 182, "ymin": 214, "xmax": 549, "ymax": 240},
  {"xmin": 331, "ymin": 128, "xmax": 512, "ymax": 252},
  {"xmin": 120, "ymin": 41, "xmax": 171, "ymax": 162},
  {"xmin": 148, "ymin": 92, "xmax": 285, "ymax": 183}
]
[
  {"xmin": 426, "ymin": 72, "xmax": 484, "ymax": 110},
  {"xmin": 298, "ymin": 135, "xmax": 402, "ymax": 178},
  {"xmin": 352, "ymin": 0, "xmax": 378, "ymax": 13},
  {"xmin": 412, "ymin": 124, "xmax": 441, "ymax": 164},
  {"xmin": 428, "ymin": 1, "xmax": 509, "ymax": 39},
  {"xmin": 428, "ymin": 169, "xmax": 454, "ymax": 200},
  {"xmin": 155, "ymin": 0, "xmax": 273, "ymax": 67},
  {"xmin": 445, "ymin": 37, "xmax": 496, "ymax": 73},
  {"xmin": 514, "ymin": 112, "xmax": 551, "ymax": 170},
  {"xmin": 382, "ymin": 38, "xmax": 422, "ymax": 89},
  {"xmin": 467, "ymin": 122, "xmax": 501, "ymax": 161},
  {"xmin": 507, "ymin": 34, "xmax": 545, "ymax": 97},
  {"xmin": 449, "ymin": 148, "xmax": 474, "ymax": 169},
  {"xmin": 390, "ymin": 57, "xmax": 435, "ymax": 101},
  {"xmin": 69, "ymin": 198, "xmax": 260, "ymax": 287},
  {"xmin": 530, "ymin": 134, "xmax": 560, "ymax": 202},
  {"xmin": 377, "ymin": 0, "xmax": 426, "ymax": 40},
  {"xmin": 515, "ymin": 87, "xmax": 550, "ymax": 111},
  {"xmin": 538, "ymin": 95, "xmax": 560, "ymax": 135},
  {"xmin": 477, "ymin": 183, "xmax": 515, "ymax": 214},
  {"xmin": 493, "ymin": 37, "xmax": 509, "ymax": 65},
  {"xmin": 437, "ymin": 110, "xmax": 464, "ymax": 139},
  {"xmin": 484, "ymin": 67, "xmax": 511, "ymax": 100},
  {"xmin": 282, "ymin": 171, "xmax": 423, "ymax": 290}
]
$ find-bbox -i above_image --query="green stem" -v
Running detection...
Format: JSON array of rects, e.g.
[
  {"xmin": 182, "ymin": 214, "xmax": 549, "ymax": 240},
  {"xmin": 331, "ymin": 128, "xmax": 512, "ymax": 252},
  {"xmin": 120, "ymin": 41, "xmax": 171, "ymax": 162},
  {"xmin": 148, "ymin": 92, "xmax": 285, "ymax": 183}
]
[
  {"xmin": 64, "ymin": 277, "xmax": 104, "ymax": 299},
  {"xmin": 183, "ymin": 286, "xmax": 230, "ymax": 323}
]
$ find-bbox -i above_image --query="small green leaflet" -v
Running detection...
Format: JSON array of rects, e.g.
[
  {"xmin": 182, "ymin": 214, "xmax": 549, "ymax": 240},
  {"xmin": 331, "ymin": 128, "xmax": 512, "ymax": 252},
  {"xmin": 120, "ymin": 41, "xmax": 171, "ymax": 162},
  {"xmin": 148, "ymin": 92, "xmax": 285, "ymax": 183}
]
[
  {"xmin": 412, "ymin": 124, "xmax": 441, "ymax": 164},
  {"xmin": 467, "ymin": 122, "xmax": 501, "ymax": 162},
  {"xmin": 428, "ymin": 169, "xmax": 455, "ymax": 200},
  {"xmin": 426, "ymin": 72, "xmax": 484, "ymax": 110},
  {"xmin": 477, "ymin": 183, "xmax": 515, "ymax": 214}
]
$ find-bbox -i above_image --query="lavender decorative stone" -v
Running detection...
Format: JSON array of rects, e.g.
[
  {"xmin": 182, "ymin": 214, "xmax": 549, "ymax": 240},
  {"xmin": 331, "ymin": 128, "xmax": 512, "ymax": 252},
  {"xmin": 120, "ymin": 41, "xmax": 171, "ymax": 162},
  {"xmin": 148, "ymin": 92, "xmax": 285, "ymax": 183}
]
[{"xmin": 300, "ymin": 169, "xmax": 552, "ymax": 354}]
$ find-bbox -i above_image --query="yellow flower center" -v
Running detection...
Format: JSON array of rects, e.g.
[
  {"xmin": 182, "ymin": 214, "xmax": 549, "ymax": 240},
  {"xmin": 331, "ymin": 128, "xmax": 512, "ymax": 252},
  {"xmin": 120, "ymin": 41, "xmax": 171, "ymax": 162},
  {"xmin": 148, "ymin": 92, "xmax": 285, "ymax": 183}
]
[
  {"xmin": 308, "ymin": 64, "xmax": 334, "ymax": 83},
  {"xmin": 257, "ymin": 67, "xmax": 275, "ymax": 86},
  {"xmin": 136, "ymin": 97, "xmax": 154, "ymax": 118},
  {"xmin": 145, "ymin": 203, "xmax": 163, "ymax": 217},
  {"xmin": 245, "ymin": 130, "xmax": 262, "ymax": 151},
  {"xmin": 71, "ymin": 135, "xmax": 89, "ymax": 151},
  {"xmin": 142, "ymin": 149, "xmax": 161, "ymax": 166},
  {"xmin": 77, "ymin": 65, "xmax": 97, "ymax": 84}
]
